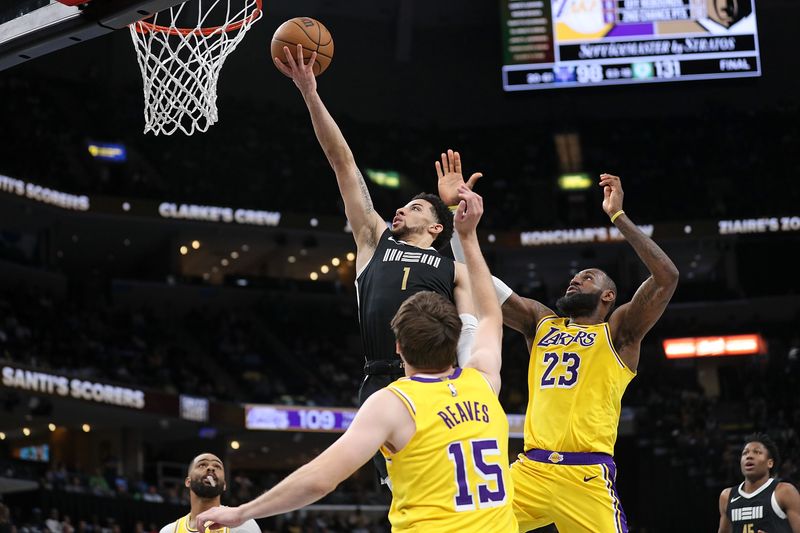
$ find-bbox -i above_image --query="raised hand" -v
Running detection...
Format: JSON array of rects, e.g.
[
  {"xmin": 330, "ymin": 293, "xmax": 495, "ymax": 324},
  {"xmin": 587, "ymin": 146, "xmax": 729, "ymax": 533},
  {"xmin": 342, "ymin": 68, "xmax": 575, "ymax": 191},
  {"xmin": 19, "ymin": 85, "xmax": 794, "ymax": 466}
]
[
  {"xmin": 435, "ymin": 149, "xmax": 483, "ymax": 206},
  {"xmin": 454, "ymin": 185, "xmax": 484, "ymax": 237},
  {"xmin": 599, "ymin": 173, "xmax": 624, "ymax": 218},
  {"xmin": 273, "ymin": 44, "xmax": 318, "ymax": 96}
]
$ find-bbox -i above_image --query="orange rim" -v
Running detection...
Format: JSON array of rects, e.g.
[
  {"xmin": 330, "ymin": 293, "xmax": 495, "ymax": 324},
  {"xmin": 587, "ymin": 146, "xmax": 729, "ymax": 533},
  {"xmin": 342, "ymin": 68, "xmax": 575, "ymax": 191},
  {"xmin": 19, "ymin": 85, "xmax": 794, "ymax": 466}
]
[{"xmin": 133, "ymin": 0, "xmax": 261, "ymax": 36}]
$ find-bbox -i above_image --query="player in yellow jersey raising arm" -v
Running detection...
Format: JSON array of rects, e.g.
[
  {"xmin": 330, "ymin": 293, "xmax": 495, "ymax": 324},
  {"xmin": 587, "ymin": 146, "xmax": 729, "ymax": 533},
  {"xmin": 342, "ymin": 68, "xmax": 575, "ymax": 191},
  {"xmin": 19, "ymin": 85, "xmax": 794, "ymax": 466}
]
[
  {"xmin": 438, "ymin": 157, "xmax": 679, "ymax": 533},
  {"xmin": 196, "ymin": 186, "xmax": 517, "ymax": 532}
]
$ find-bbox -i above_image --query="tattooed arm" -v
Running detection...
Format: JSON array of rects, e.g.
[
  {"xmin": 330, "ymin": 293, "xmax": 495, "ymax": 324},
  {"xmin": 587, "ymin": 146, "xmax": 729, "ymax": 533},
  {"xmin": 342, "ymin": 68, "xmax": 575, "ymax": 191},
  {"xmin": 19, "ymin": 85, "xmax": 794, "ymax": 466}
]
[
  {"xmin": 602, "ymin": 174, "xmax": 679, "ymax": 371},
  {"xmin": 276, "ymin": 45, "xmax": 385, "ymax": 268}
]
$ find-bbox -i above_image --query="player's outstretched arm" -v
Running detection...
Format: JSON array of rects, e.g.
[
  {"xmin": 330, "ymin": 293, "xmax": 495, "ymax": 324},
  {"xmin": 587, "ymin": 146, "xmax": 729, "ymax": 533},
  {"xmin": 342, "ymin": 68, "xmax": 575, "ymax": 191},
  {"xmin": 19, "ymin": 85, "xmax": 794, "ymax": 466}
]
[
  {"xmin": 436, "ymin": 149, "xmax": 553, "ymax": 345},
  {"xmin": 274, "ymin": 45, "xmax": 384, "ymax": 258},
  {"xmin": 776, "ymin": 482, "xmax": 800, "ymax": 532},
  {"xmin": 602, "ymin": 173, "xmax": 679, "ymax": 369},
  {"xmin": 454, "ymin": 186, "xmax": 503, "ymax": 394},
  {"xmin": 195, "ymin": 389, "xmax": 408, "ymax": 528},
  {"xmin": 717, "ymin": 488, "xmax": 733, "ymax": 533}
]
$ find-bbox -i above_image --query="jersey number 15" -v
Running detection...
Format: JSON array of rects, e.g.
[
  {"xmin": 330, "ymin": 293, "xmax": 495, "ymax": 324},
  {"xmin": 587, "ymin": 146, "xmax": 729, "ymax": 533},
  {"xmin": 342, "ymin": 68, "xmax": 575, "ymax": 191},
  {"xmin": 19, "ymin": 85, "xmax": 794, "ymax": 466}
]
[{"xmin": 447, "ymin": 439, "xmax": 507, "ymax": 511}]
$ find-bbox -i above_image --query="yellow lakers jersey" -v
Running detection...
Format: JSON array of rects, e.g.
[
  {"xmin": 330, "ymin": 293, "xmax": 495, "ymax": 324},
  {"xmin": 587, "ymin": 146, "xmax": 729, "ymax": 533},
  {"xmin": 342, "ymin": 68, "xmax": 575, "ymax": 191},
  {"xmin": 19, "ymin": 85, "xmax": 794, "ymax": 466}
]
[
  {"xmin": 167, "ymin": 514, "xmax": 229, "ymax": 533},
  {"xmin": 524, "ymin": 316, "xmax": 636, "ymax": 455},
  {"xmin": 381, "ymin": 367, "xmax": 517, "ymax": 532}
]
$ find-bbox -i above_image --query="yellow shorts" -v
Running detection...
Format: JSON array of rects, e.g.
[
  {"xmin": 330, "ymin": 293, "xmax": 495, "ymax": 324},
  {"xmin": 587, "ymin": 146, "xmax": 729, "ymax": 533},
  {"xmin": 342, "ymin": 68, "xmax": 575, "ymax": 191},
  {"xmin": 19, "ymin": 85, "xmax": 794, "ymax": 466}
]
[{"xmin": 510, "ymin": 450, "xmax": 628, "ymax": 533}]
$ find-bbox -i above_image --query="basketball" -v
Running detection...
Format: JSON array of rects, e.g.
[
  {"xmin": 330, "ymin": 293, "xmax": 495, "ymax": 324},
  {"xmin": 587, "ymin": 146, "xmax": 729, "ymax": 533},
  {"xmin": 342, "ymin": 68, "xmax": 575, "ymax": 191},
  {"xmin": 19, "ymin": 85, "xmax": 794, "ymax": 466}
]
[{"xmin": 271, "ymin": 17, "xmax": 334, "ymax": 76}]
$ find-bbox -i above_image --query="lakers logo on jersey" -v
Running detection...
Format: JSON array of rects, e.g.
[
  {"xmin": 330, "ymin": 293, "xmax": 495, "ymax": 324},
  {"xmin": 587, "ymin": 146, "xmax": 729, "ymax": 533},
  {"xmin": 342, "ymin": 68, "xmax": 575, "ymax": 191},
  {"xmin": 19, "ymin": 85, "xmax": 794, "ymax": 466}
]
[{"xmin": 537, "ymin": 326, "xmax": 598, "ymax": 348}]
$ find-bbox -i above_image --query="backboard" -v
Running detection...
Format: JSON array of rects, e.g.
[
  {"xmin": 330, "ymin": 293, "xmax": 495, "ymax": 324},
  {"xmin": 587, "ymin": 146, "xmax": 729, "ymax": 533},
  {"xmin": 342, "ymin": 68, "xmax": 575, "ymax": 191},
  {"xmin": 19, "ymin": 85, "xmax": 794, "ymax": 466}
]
[{"xmin": 0, "ymin": 0, "xmax": 186, "ymax": 71}]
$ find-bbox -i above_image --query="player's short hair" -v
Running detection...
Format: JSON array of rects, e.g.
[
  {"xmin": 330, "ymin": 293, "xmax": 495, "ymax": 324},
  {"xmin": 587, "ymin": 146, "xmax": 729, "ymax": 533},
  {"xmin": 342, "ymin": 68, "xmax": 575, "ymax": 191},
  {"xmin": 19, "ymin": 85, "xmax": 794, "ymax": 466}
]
[
  {"xmin": 391, "ymin": 291, "xmax": 461, "ymax": 371},
  {"xmin": 187, "ymin": 453, "xmax": 223, "ymax": 475},
  {"xmin": 411, "ymin": 193, "xmax": 453, "ymax": 250},
  {"xmin": 743, "ymin": 433, "xmax": 780, "ymax": 475}
]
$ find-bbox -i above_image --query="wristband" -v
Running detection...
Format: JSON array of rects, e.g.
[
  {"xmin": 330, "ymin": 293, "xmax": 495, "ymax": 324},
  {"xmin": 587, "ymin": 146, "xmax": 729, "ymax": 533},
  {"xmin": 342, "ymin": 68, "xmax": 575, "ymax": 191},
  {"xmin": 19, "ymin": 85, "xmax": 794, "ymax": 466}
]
[{"xmin": 610, "ymin": 210, "xmax": 625, "ymax": 223}]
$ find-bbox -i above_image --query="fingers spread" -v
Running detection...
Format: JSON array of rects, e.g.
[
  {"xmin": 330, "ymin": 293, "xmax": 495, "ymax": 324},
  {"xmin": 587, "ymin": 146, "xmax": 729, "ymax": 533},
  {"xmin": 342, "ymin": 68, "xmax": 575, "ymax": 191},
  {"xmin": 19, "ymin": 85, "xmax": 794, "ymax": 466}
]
[
  {"xmin": 283, "ymin": 46, "xmax": 298, "ymax": 70},
  {"xmin": 440, "ymin": 152, "xmax": 450, "ymax": 174},
  {"xmin": 435, "ymin": 161, "xmax": 443, "ymax": 179}
]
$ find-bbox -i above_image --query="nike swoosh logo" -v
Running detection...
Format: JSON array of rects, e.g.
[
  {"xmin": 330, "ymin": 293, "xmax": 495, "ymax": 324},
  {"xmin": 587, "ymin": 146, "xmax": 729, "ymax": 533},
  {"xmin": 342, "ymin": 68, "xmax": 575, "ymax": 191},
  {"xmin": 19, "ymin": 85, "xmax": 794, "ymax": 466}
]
[
  {"xmin": 583, "ymin": 475, "xmax": 598, "ymax": 482},
  {"xmin": 731, "ymin": 496, "xmax": 742, "ymax": 502}
]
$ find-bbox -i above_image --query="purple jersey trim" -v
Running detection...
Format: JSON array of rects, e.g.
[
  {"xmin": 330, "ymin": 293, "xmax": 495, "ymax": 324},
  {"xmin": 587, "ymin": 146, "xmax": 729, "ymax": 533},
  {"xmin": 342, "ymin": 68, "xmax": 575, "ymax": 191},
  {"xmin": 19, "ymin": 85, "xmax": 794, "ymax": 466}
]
[
  {"xmin": 409, "ymin": 367, "xmax": 463, "ymax": 383},
  {"xmin": 525, "ymin": 448, "xmax": 613, "ymax": 465}
]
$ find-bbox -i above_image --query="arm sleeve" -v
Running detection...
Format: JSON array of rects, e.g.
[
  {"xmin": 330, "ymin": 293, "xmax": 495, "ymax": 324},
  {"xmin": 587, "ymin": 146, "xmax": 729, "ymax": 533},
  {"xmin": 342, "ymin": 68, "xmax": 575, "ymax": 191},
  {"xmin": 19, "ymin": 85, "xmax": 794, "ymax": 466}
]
[
  {"xmin": 457, "ymin": 313, "xmax": 478, "ymax": 367},
  {"xmin": 450, "ymin": 228, "xmax": 513, "ymax": 305}
]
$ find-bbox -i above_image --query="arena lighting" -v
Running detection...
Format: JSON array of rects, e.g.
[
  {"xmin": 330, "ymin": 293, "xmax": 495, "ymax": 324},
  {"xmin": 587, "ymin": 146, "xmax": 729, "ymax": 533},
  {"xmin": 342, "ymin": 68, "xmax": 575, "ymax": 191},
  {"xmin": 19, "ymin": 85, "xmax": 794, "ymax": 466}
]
[
  {"xmin": 230, "ymin": 251, "xmax": 239, "ymax": 259},
  {"xmin": 557, "ymin": 173, "xmax": 592, "ymax": 191},
  {"xmin": 179, "ymin": 246, "xmax": 188, "ymax": 255},
  {"xmin": 663, "ymin": 334, "xmax": 766, "ymax": 359},
  {"xmin": 365, "ymin": 168, "xmax": 400, "ymax": 189},
  {"xmin": 331, "ymin": 257, "xmax": 340, "ymax": 266},
  {"xmin": 0, "ymin": 432, "xmax": 5, "ymax": 440},
  {"xmin": 287, "ymin": 256, "xmax": 296, "ymax": 263},
  {"xmin": 191, "ymin": 240, "xmax": 201, "ymax": 250},
  {"xmin": 346, "ymin": 252, "xmax": 355, "ymax": 261},
  {"xmin": 320, "ymin": 265, "xmax": 330, "ymax": 274},
  {"xmin": 221, "ymin": 259, "xmax": 229, "ymax": 267},
  {"xmin": 230, "ymin": 440, "xmax": 240, "ymax": 450},
  {"xmin": 22, "ymin": 427, "xmax": 31, "ymax": 436},
  {"xmin": 48, "ymin": 423, "xmax": 56, "ymax": 431},
  {"xmin": 309, "ymin": 272, "xmax": 319, "ymax": 281},
  {"xmin": 82, "ymin": 423, "xmax": 91, "ymax": 433}
]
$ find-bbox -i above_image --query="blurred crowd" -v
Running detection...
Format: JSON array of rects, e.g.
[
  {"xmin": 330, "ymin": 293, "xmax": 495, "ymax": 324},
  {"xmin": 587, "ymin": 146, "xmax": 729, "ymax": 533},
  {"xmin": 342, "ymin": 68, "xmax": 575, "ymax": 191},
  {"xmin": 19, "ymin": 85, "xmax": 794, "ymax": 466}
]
[{"xmin": 1, "ymin": 76, "xmax": 799, "ymax": 234}]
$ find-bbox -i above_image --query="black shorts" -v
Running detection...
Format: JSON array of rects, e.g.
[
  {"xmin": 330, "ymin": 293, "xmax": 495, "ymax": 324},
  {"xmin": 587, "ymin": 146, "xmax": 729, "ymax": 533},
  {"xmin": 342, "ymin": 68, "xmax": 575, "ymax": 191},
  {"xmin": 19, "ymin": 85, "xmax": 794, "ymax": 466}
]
[{"xmin": 359, "ymin": 362, "xmax": 405, "ymax": 484}]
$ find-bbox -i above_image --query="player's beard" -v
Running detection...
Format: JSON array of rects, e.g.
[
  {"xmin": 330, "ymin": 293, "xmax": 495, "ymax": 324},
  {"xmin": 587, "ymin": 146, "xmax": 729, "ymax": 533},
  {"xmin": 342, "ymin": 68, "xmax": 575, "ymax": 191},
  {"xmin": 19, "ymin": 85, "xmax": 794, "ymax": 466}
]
[
  {"xmin": 390, "ymin": 223, "xmax": 426, "ymax": 242},
  {"xmin": 189, "ymin": 476, "xmax": 224, "ymax": 499},
  {"xmin": 555, "ymin": 291, "xmax": 602, "ymax": 317}
]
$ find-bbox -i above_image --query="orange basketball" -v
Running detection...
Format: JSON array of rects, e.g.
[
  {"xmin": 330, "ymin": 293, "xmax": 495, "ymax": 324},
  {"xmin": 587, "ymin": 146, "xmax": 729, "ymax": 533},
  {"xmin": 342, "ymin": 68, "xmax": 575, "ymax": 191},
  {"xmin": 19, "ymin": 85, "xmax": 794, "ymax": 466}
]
[{"xmin": 271, "ymin": 17, "xmax": 334, "ymax": 76}]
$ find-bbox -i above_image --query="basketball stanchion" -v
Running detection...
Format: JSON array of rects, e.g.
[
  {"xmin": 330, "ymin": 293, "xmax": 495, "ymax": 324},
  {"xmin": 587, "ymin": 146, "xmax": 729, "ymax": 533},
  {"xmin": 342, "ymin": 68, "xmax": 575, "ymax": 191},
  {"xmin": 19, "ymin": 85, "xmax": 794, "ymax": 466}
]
[{"xmin": 129, "ymin": 0, "xmax": 262, "ymax": 136}]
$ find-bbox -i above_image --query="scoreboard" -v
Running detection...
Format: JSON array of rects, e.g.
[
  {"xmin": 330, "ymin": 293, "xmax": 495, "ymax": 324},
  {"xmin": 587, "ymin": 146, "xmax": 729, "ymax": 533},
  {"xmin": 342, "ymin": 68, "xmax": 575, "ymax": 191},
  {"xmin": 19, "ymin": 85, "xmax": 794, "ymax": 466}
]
[{"xmin": 501, "ymin": 0, "xmax": 761, "ymax": 90}]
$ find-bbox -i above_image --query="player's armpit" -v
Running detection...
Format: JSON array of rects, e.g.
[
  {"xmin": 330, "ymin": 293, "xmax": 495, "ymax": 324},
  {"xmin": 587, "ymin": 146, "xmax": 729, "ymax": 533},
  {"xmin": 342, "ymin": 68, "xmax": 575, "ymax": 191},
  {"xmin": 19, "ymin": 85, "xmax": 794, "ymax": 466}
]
[
  {"xmin": 343, "ymin": 167, "xmax": 385, "ymax": 253},
  {"xmin": 501, "ymin": 293, "xmax": 551, "ymax": 340}
]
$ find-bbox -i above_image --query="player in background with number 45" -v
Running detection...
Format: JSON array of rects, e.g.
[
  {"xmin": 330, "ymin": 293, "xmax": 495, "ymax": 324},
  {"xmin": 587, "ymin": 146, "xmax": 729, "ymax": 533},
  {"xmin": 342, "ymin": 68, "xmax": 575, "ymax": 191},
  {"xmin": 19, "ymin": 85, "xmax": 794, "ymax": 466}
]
[
  {"xmin": 439, "ymin": 161, "xmax": 679, "ymax": 532},
  {"xmin": 197, "ymin": 187, "xmax": 517, "ymax": 532}
]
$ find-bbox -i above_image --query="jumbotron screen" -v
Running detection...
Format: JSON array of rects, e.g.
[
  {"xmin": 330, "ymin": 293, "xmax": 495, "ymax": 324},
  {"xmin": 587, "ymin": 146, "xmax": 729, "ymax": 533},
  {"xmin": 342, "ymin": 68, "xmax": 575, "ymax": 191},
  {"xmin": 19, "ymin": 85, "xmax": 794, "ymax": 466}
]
[{"xmin": 501, "ymin": 0, "xmax": 761, "ymax": 90}]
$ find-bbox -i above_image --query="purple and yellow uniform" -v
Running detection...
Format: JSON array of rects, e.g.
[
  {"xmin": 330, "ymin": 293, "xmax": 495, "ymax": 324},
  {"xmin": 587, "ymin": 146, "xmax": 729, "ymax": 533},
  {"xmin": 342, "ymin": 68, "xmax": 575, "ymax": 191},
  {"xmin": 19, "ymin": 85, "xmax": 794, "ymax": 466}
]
[
  {"xmin": 382, "ymin": 367, "xmax": 517, "ymax": 532},
  {"xmin": 511, "ymin": 315, "xmax": 636, "ymax": 532}
]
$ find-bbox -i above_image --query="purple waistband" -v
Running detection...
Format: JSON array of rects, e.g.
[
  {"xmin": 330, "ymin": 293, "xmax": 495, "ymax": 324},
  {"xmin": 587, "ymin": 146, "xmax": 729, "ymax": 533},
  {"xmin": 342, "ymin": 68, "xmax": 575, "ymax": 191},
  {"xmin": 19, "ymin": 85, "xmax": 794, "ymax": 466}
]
[{"xmin": 525, "ymin": 449, "xmax": 614, "ymax": 466}]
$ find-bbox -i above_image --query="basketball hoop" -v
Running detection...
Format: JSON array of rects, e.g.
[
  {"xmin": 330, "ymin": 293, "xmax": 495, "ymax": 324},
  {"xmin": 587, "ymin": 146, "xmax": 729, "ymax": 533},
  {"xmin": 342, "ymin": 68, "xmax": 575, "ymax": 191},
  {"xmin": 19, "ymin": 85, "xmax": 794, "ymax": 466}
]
[{"xmin": 129, "ymin": 0, "xmax": 262, "ymax": 136}]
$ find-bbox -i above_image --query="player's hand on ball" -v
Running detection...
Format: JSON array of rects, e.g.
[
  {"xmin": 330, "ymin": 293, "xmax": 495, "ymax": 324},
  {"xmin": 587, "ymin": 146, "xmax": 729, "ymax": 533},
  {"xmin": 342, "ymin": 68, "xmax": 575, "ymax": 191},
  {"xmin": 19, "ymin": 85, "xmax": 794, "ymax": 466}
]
[
  {"xmin": 599, "ymin": 173, "xmax": 624, "ymax": 217},
  {"xmin": 435, "ymin": 149, "xmax": 482, "ymax": 206},
  {"xmin": 195, "ymin": 505, "xmax": 244, "ymax": 531},
  {"xmin": 454, "ymin": 185, "xmax": 483, "ymax": 236},
  {"xmin": 273, "ymin": 44, "xmax": 317, "ymax": 95}
]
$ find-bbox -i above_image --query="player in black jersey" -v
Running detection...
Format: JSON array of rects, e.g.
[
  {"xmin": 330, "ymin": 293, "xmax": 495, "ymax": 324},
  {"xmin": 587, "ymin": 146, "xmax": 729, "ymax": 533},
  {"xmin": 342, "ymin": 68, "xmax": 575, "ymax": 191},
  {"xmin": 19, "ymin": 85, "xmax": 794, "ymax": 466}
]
[
  {"xmin": 718, "ymin": 433, "xmax": 800, "ymax": 533},
  {"xmin": 275, "ymin": 45, "xmax": 473, "ymax": 487}
]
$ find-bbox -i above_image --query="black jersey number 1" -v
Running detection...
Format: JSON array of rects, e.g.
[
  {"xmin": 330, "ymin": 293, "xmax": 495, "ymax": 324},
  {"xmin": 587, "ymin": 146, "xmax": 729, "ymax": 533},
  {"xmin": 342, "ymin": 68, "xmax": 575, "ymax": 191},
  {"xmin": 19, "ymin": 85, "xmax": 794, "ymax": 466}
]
[{"xmin": 401, "ymin": 267, "xmax": 411, "ymax": 290}]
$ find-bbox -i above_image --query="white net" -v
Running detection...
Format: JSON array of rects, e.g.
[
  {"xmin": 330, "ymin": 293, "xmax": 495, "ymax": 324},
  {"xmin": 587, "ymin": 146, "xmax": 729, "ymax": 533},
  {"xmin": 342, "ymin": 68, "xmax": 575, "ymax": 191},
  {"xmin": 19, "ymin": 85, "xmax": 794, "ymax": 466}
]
[{"xmin": 129, "ymin": 0, "xmax": 262, "ymax": 136}]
